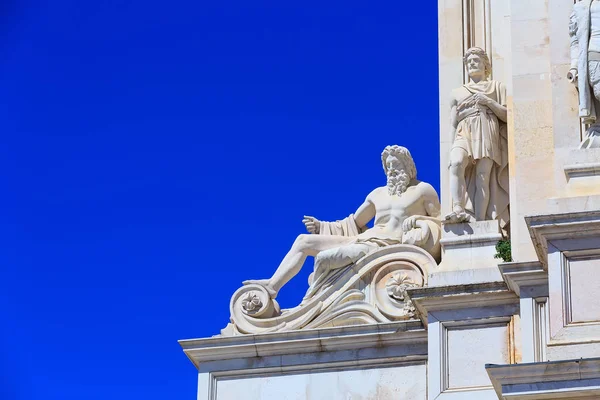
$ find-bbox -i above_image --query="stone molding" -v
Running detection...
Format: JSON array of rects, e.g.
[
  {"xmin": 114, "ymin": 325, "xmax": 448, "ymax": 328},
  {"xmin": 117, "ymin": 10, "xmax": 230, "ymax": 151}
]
[
  {"xmin": 486, "ymin": 357, "xmax": 600, "ymax": 399},
  {"xmin": 407, "ymin": 282, "xmax": 519, "ymax": 399},
  {"xmin": 498, "ymin": 261, "xmax": 548, "ymax": 298},
  {"xmin": 179, "ymin": 320, "xmax": 426, "ymax": 369},
  {"xmin": 564, "ymin": 161, "xmax": 600, "ymax": 179},
  {"xmin": 526, "ymin": 210, "xmax": 600, "ymax": 268},
  {"xmin": 407, "ymin": 282, "xmax": 518, "ymax": 327}
]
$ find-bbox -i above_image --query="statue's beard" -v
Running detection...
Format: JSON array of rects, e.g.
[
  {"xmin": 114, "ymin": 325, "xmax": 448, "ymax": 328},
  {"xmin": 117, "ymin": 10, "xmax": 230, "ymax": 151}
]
[{"xmin": 387, "ymin": 169, "xmax": 410, "ymax": 196}]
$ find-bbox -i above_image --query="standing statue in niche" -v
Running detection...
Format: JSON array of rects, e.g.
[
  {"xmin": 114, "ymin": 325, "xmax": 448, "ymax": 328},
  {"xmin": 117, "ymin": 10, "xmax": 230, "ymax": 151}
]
[
  {"xmin": 569, "ymin": 0, "xmax": 600, "ymax": 148},
  {"xmin": 243, "ymin": 145, "xmax": 442, "ymax": 300},
  {"xmin": 444, "ymin": 47, "xmax": 510, "ymax": 234}
]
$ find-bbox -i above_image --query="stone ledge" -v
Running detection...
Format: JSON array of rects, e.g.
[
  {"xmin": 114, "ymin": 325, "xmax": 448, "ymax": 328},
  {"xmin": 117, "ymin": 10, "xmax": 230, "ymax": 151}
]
[
  {"xmin": 498, "ymin": 261, "xmax": 548, "ymax": 297},
  {"xmin": 564, "ymin": 148, "xmax": 600, "ymax": 180},
  {"xmin": 525, "ymin": 210, "xmax": 600, "ymax": 268},
  {"xmin": 406, "ymin": 282, "xmax": 518, "ymax": 327},
  {"xmin": 486, "ymin": 357, "xmax": 600, "ymax": 399},
  {"xmin": 179, "ymin": 320, "xmax": 427, "ymax": 369}
]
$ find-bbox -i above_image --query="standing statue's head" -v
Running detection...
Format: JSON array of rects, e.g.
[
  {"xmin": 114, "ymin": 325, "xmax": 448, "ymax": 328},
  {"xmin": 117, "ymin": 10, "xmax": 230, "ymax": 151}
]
[
  {"xmin": 381, "ymin": 145, "xmax": 417, "ymax": 196},
  {"xmin": 464, "ymin": 47, "xmax": 491, "ymax": 81}
]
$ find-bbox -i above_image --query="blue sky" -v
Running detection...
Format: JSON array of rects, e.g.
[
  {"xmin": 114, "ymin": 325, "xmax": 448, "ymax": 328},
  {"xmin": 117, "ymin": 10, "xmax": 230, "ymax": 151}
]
[{"xmin": 1, "ymin": 1, "xmax": 439, "ymax": 399}]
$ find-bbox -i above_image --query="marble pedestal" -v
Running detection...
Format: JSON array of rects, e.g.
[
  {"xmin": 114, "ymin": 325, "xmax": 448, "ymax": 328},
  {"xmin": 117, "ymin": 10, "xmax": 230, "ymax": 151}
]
[
  {"xmin": 180, "ymin": 321, "xmax": 428, "ymax": 400},
  {"xmin": 408, "ymin": 283, "xmax": 520, "ymax": 400},
  {"xmin": 563, "ymin": 148, "xmax": 600, "ymax": 197},
  {"xmin": 430, "ymin": 220, "xmax": 504, "ymax": 286}
]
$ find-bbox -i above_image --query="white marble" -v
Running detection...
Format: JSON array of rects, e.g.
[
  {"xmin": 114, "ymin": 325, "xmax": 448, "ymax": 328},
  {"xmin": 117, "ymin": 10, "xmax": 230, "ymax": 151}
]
[
  {"xmin": 487, "ymin": 358, "xmax": 600, "ymax": 399},
  {"xmin": 569, "ymin": 0, "xmax": 600, "ymax": 148},
  {"xmin": 179, "ymin": 2, "xmax": 600, "ymax": 399},
  {"xmin": 408, "ymin": 283, "xmax": 520, "ymax": 399},
  {"xmin": 213, "ymin": 363, "xmax": 426, "ymax": 400},
  {"xmin": 498, "ymin": 261, "xmax": 549, "ymax": 363},
  {"xmin": 222, "ymin": 146, "xmax": 443, "ymax": 336},
  {"xmin": 525, "ymin": 210, "xmax": 600, "ymax": 360},
  {"xmin": 444, "ymin": 48, "xmax": 510, "ymax": 233},
  {"xmin": 180, "ymin": 321, "xmax": 428, "ymax": 400},
  {"xmin": 430, "ymin": 220, "xmax": 503, "ymax": 286},
  {"xmin": 569, "ymin": 257, "xmax": 600, "ymax": 323},
  {"xmin": 563, "ymin": 148, "xmax": 600, "ymax": 198}
]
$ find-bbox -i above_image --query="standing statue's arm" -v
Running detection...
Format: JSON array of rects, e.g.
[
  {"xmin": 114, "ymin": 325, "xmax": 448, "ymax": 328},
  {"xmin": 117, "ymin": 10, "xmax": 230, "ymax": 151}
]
[
  {"xmin": 568, "ymin": 9, "xmax": 579, "ymax": 82},
  {"xmin": 450, "ymin": 97, "xmax": 458, "ymax": 143}
]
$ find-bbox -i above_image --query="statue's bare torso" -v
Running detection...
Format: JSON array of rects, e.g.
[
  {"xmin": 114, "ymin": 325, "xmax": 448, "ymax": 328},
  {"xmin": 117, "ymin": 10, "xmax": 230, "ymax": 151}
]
[{"xmin": 358, "ymin": 181, "xmax": 440, "ymax": 241}]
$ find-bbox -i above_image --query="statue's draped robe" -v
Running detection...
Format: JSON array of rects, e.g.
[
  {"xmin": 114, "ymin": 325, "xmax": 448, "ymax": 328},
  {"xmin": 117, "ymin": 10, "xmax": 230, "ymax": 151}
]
[
  {"xmin": 570, "ymin": 0, "xmax": 597, "ymax": 123},
  {"xmin": 452, "ymin": 80, "xmax": 510, "ymax": 233},
  {"xmin": 303, "ymin": 214, "xmax": 441, "ymax": 300}
]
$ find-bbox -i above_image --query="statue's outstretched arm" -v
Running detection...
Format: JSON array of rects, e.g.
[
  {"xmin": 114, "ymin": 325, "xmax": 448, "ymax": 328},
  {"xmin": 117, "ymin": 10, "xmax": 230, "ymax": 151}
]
[{"xmin": 305, "ymin": 197, "xmax": 374, "ymax": 237}]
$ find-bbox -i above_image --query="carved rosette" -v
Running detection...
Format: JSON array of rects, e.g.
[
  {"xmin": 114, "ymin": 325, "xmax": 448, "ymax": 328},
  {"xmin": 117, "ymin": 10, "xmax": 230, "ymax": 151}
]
[
  {"xmin": 240, "ymin": 291, "xmax": 262, "ymax": 314},
  {"xmin": 222, "ymin": 284, "xmax": 281, "ymax": 336},
  {"xmin": 221, "ymin": 244, "xmax": 434, "ymax": 336},
  {"xmin": 370, "ymin": 260, "xmax": 423, "ymax": 321},
  {"xmin": 385, "ymin": 272, "xmax": 419, "ymax": 315}
]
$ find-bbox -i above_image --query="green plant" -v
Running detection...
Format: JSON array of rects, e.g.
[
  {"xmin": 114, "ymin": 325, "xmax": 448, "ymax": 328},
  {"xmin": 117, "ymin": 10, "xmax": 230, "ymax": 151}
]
[{"xmin": 494, "ymin": 239, "xmax": 512, "ymax": 263}]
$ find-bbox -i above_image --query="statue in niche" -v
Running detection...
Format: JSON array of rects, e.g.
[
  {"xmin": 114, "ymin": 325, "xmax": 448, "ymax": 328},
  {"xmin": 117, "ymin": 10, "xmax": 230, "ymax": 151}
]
[
  {"xmin": 444, "ymin": 47, "xmax": 510, "ymax": 234},
  {"xmin": 243, "ymin": 145, "xmax": 442, "ymax": 300},
  {"xmin": 569, "ymin": 0, "xmax": 600, "ymax": 148}
]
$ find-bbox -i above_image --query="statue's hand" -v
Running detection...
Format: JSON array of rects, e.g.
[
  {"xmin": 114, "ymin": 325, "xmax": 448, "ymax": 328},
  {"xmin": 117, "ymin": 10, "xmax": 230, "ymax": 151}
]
[
  {"xmin": 402, "ymin": 216, "xmax": 419, "ymax": 232},
  {"xmin": 473, "ymin": 92, "xmax": 491, "ymax": 107},
  {"xmin": 567, "ymin": 68, "xmax": 578, "ymax": 85},
  {"xmin": 302, "ymin": 215, "xmax": 321, "ymax": 234}
]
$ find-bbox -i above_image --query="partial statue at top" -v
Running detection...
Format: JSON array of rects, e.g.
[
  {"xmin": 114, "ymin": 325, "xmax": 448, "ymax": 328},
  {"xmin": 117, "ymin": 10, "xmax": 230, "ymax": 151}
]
[
  {"xmin": 244, "ymin": 145, "xmax": 441, "ymax": 300},
  {"xmin": 223, "ymin": 146, "xmax": 442, "ymax": 335},
  {"xmin": 445, "ymin": 47, "xmax": 510, "ymax": 234},
  {"xmin": 569, "ymin": 0, "xmax": 600, "ymax": 148}
]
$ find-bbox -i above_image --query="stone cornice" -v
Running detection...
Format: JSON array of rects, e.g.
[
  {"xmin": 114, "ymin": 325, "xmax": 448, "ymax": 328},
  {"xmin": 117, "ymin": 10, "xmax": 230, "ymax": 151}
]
[
  {"xmin": 497, "ymin": 261, "xmax": 548, "ymax": 297},
  {"xmin": 526, "ymin": 210, "xmax": 600, "ymax": 268},
  {"xmin": 179, "ymin": 320, "xmax": 427, "ymax": 369},
  {"xmin": 406, "ymin": 282, "xmax": 518, "ymax": 326},
  {"xmin": 486, "ymin": 357, "xmax": 600, "ymax": 399},
  {"xmin": 564, "ymin": 161, "xmax": 600, "ymax": 179}
]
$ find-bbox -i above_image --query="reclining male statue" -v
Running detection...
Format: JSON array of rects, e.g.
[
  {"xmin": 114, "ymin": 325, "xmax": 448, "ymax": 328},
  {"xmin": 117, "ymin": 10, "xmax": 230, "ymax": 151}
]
[{"xmin": 244, "ymin": 145, "xmax": 442, "ymax": 300}]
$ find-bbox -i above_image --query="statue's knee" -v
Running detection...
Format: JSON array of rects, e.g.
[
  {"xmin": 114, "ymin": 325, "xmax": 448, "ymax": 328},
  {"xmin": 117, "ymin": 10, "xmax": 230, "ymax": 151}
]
[
  {"xmin": 294, "ymin": 234, "xmax": 311, "ymax": 251},
  {"xmin": 476, "ymin": 174, "xmax": 490, "ymax": 189},
  {"xmin": 314, "ymin": 251, "xmax": 329, "ymax": 267}
]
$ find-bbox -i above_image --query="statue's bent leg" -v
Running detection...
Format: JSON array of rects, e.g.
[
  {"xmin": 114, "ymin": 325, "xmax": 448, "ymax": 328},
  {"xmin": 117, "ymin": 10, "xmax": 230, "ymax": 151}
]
[
  {"xmin": 243, "ymin": 234, "xmax": 353, "ymax": 298},
  {"xmin": 446, "ymin": 147, "xmax": 469, "ymax": 221},
  {"xmin": 474, "ymin": 157, "xmax": 493, "ymax": 221},
  {"xmin": 314, "ymin": 242, "xmax": 375, "ymax": 275},
  {"xmin": 304, "ymin": 242, "xmax": 377, "ymax": 300},
  {"xmin": 583, "ymin": 60, "xmax": 600, "ymax": 148}
]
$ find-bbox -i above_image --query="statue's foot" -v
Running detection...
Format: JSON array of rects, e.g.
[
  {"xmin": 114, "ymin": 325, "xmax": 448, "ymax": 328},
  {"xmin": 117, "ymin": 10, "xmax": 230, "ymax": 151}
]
[
  {"xmin": 443, "ymin": 210, "xmax": 472, "ymax": 224},
  {"xmin": 242, "ymin": 279, "xmax": 277, "ymax": 298},
  {"xmin": 580, "ymin": 125, "xmax": 600, "ymax": 149}
]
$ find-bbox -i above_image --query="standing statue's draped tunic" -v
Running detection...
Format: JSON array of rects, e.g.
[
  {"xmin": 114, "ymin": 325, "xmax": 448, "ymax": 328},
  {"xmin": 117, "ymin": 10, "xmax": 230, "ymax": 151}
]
[
  {"xmin": 451, "ymin": 79, "xmax": 510, "ymax": 232},
  {"xmin": 570, "ymin": 0, "xmax": 597, "ymax": 123}
]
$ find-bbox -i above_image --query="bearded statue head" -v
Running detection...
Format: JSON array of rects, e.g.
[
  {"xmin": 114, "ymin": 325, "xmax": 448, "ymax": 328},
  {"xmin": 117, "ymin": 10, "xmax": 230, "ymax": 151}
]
[{"xmin": 381, "ymin": 145, "xmax": 417, "ymax": 196}]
